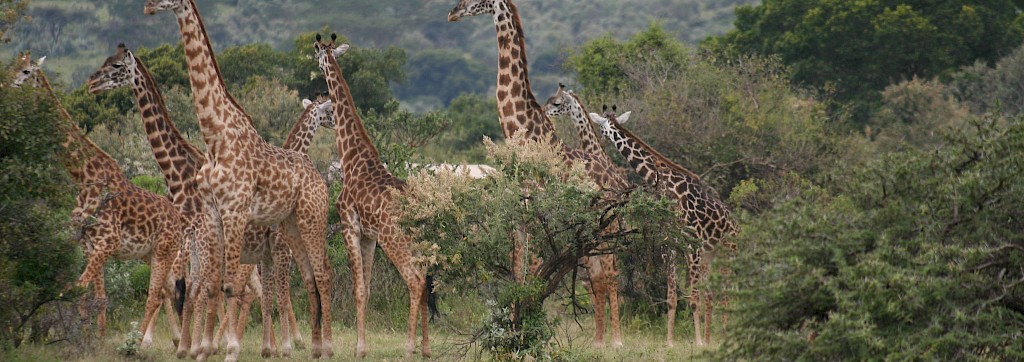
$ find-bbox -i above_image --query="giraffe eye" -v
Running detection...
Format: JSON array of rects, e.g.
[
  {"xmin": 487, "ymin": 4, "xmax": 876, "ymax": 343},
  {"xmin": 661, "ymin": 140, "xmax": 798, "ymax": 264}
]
[
  {"xmin": 21, "ymin": 70, "xmax": 30, "ymax": 74},
  {"xmin": 112, "ymin": 63, "xmax": 123, "ymax": 69}
]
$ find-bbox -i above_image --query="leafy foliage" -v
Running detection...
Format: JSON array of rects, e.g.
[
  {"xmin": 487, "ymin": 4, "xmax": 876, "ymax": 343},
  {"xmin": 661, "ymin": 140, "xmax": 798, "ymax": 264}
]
[
  {"xmin": 720, "ymin": 115, "xmax": 1024, "ymax": 360},
  {"xmin": 705, "ymin": 0, "xmax": 1024, "ymax": 122},
  {"xmin": 397, "ymin": 131, "xmax": 685, "ymax": 358},
  {"xmin": 0, "ymin": 73, "xmax": 82, "ymax": 349}
]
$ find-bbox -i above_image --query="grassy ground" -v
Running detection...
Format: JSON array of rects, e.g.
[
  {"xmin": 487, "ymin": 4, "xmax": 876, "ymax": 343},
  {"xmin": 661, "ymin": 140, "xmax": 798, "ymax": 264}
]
[{"xmin": 2, "ymin": 312, "xmax": 716, "ymax": 361}]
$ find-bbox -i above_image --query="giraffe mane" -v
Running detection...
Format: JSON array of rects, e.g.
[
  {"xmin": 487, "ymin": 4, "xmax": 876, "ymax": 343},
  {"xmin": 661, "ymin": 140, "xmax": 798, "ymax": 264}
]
[
  {"xmin": 612, "ymin": 119, "xmax": 701, "ymax": 181},
  {"xmin": 183, "ymin": 0, "xmax": 252, "ymax": 125},
  {"xmin": 322, "ymin": 40, "xmax": 382, "ymax": 161},
  {"xmin": 507, "ymin": 1, "xmax": 541, "ymax": 110},
  {"xmin": 134, "ymin": 52, "xmax": 206, "ymax": 164}
]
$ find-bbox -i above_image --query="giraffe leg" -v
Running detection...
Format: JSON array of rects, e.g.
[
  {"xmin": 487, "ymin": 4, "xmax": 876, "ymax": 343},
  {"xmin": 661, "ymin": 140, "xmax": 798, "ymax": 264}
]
[
  {"xmin": 140, "ymin": 233, "xmax": 175, "ymax": 350},
  {"xmin": 340, "ymin": 212, "xmax": 368, "ymax": 358},
  {"xmin": 294, "ymin": 210, "xmax": 332, "ymax": 360},
  {"xmin": 665, "ymin": 250, "xmax": 678, "ymax": 348},
  {"xmin": 280, "ymin": 218, "xmax": 325, "ymax": 359},
  {"xmin": 76, "ymin": 231, "xmax": 113, "ymax": 338},
  {"xmin": 177, "ymin": 249, "xmax": 201, "ymax": 358},
  {"xmin": 214, "ymin": 266, "xmax": 248, "ymax": 348},
  {"xmin": 257, "ymin": 260, "xmax": 280, "ymax": 358},
  {"xmin": 237, "ymin": 266, "xmax": 262, "ymax": 354},
  {"xmin": 198, "ymin": 214, "xmax": 226, "ymax": 361},
  {"xmin": 587, "ymin": 257, "xmax": 607, "ymax": 348},
  {"xmin": 420, "ymin": 276, "xmax": 431, "ymax": 358},
  {"xmin": 604, "ymin": 255, "xmax": 623, "ymax": 348},
  {"xmin": 378, "ymin": 232, "xmax": 424, "ymax": 358},
  {"xmin": 218, "ymin": 212, "xmax": 250, "ymax": 362},
  {"xmin": 686, "ymin": 251, "xmax": 705, "ymax": 347},
  {"xmin": 278, "ymin": 251, "xmax": 303, "ymax": 352},
  {"xmin": 358, "ymin": 235, "xmax": 378, "ymax": 357},
  {"xmin": 704, "ymin": 291, "xmax": 713, "ymax": 346}
]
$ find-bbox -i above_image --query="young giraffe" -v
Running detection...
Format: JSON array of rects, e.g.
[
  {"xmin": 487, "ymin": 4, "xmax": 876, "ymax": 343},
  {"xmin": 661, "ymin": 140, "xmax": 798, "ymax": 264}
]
[
  {"xmin": 215, "ymin": 95, "xmax": 335, "ymax": 355},
  {"xmin": 11, "ymin": 53, "xmax": 183, "ymax": 349},
  {"xmin": 85, "ymin": 44, "xmax": 312, "ymax": 358},
  {"xmin": 589, "ymin": 108, "xmax": 739, "ymax": 347},
  {"xmin": 542, "ymin": 84, "xmax": 627, "ymax": 347},
  {"xmin": 145, "ymin": 1, "xmax": 333, "ymax": 360},
  {"xmin": 447, "ymin": 0, "xmax": 626, "ymax": 287},
  {"xmin": 314, "ymin": 34, "xmax": 431, "ymax": 358}
]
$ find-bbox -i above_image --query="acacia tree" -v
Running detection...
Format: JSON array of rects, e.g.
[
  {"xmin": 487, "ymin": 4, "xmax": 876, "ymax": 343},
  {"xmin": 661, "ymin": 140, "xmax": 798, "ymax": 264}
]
[{"xmin": 397, "ymin": 131, "xmax": 685, "ymax": 358}]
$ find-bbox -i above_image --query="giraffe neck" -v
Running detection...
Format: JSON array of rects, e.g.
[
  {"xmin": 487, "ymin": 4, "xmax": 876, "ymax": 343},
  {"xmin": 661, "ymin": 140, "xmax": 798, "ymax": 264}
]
[
  {"xmin": 564, "ymin": 94, "xmax": 610, "ymax": 162},
  {"xmin": 322, "ymin": 52, "xmax": 388, "ymax": 179},
  {"xmin": 601, "ymin": 122, "xmax": 682, "ymax": 185},
  {"xmin": 491, "ymin": 0, "xmax": 560, "ymax": 146},
  {"xmin": 37, "ymin": 71, "xmax": 121, "ymax": 185},
  {"xmin": 173, "ymin": 0, "xmax": 255, "ymax": 150},
  {"xmin": 282, "ymin": 105, "xmax": 318, "ymax": 155},
  {"xmin": 130, "ymin": 55, "xmax": 206, "ymax": 214}
]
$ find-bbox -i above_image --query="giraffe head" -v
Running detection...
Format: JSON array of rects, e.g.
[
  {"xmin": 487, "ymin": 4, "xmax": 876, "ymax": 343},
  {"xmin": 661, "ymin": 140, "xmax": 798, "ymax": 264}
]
[
  {"xmin": 10, "ymin": 52, "xmax": 45, "ymax": 88},
  {"xmin": 87, "ymin": 43, "xmax": 136, "ymax": 94},
  {"xmin": 143, "ymin": 0, "xmax": 185, "ymax": 15},
  {"xmin": 542, "ymin": 83, "xmax": 573, "ymax": 117},
  {"xmin": 302, "ymin": 93, "xmax": 336, "ymax": 130},
  {"xmin": 588, "ymin": 105, "xmax": 632, "ymax": 131},
  {"xmin": 313, "ymin": 33, "xmax": 350, "ymax": 74},
  {"xmin": 447, "ymin": 0, "xmax": 497, "ymax": 22}
]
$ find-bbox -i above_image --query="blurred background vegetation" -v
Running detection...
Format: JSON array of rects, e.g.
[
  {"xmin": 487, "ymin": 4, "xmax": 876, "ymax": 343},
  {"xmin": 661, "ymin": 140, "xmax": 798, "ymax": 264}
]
[{"xmin": 2, "ymin": 0, "xmax": 1023, "ymax": 359}]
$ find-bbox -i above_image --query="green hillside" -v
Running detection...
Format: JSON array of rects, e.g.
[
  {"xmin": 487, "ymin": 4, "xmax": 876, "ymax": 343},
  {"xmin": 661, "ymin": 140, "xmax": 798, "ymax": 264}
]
[{"xmin": 5, "ymin": 0, "xmax": 757, "ymax": 103}]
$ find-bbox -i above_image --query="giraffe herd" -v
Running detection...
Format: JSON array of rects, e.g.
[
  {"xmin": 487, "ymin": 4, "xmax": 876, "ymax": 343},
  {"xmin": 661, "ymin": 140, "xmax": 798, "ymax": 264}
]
[{"xmin": 9, "ymin": 0, "xmax": 739, "ymax": 359}]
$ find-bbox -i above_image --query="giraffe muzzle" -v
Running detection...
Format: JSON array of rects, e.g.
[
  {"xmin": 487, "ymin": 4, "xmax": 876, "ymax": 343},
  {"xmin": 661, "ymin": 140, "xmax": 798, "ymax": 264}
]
[
  {"xmin": 447, "ymin": 10, "xmax": 463, "ymax": 22},
  {"xmin": 144, "ymin": 6, "xmax": 158, "ymax": 15}
]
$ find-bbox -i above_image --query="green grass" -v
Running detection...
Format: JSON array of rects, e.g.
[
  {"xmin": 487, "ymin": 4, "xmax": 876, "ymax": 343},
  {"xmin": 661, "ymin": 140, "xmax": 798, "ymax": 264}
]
[{"xmin": 2, "ymin": 312, "xmax": 715, "ymax": 361}]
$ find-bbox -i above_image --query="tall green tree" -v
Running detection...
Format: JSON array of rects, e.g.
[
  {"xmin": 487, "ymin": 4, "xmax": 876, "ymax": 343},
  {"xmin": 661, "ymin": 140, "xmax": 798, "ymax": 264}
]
[
  {"xmin": 705, "ymin": 0, "xmax": 1024, "ymax": 121},
  {"xmin": 0, "ymin": 72, "xmax": 81, "ymax": 349}
]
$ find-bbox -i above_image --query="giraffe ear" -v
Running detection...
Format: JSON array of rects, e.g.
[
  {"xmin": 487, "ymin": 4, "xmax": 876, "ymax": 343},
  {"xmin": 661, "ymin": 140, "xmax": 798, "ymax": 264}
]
[
  {"xmin": 334, "ymin": 44, "xmax": 350, "ymax": 57},
  {"xmin": 617, "ymin": 111, "xmax": 632, "ymax": 124},
  {"xmin": 302, "ymin": 99, "xmax": 313, "ymax": 108},
  {"xmin": 589, "ymin": 113, "xmax": 608, "ymax": 124},
  {"xmin": 36, "ymin": 56, "xmax": 46, "ymax": 67}
]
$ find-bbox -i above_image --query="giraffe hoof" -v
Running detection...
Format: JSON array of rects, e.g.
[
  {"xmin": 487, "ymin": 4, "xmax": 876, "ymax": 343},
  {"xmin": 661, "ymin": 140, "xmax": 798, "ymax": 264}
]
[
  {"xmin": 422, "ymin": 347, "xmax": 432, "ymax": 358},
  {"xmin": 175, "ymin": 348, "xmax": 188, "ymax": 359},
  {"xmin": 612, "ymin": 340, "xmax": 623, "ymax": 349},
  {"xmin": 260, "ymin": 347, "xmax": 275, "ymax": 358}
]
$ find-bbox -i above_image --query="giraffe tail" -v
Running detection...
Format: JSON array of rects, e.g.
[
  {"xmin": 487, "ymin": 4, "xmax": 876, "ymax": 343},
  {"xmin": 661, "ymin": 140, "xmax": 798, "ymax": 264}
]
[
  {"xmin": 426, "ymin": 274, "xmax": 440, "ymax": 321},
  {"xmin": 313, "ymin": 281, "xmax": 323, "ymax": 330},
  {"xmin": 174, "ymin": 278, "xmax": 186, "ymax": 317}
]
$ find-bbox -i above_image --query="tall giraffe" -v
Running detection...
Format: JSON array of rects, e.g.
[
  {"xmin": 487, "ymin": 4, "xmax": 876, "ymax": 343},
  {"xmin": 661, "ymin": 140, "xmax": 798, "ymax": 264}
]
[
  {"xmin": 85, "ymin": 44, "xmax": 313, "ymax": 358},
  {"xmin": 314, "ymin": 34, "xmax": 431, "ymax": 359},
  {"xmin": 589, "ymin": 109, "xmax": 738, "ymax": 347},
  {"xmin": 448, "ymin": 1, "xmax": 631, "ymax": 347},
  {"xmin": 11, "ymin": 53, "xmax": 183, "ymax": 348},
  {"xmin": 542, "ymin": 84, "xmax": 627, "ymax": 348},
  {"xmin": 144, "ymin": 1, "xmax": 333, "ymax": 360},
  {"xmin": 215, "ymin": 95, "xmax": 335, "ymax": 355}
]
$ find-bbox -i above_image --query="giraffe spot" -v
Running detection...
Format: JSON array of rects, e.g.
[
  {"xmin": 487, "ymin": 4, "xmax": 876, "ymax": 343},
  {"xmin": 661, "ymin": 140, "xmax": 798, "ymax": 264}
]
[
  {"xmin": 497, "ymin": 90, "xmax": 508, "ymax": 100},
  {"xmin": 501, "ymin": 103, "xmax": 514, "ymax": 116},
  {"xmin": 499, "ymin": 74, "xmax": 511, "ymax": 86},
  {"xmin": 510, "ymin": 83, "xmax": 521, "ymax": 97},
  {"xmin": 499, "ymin": 56, "xmax": 510, "ymax": 69},
  {"xmin": 498, "ymin": 35, "xmax": 510, "ymax": 49}
]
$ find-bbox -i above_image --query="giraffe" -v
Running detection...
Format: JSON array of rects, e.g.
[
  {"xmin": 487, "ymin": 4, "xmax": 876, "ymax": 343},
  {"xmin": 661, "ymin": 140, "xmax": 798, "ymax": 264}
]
[
  {"xmin": 215, "ymin": 94, "xmax": 335, "ymax": 355},
  {"xmin": 144, "ymin": 1, "xmax": 333, "ymax": 360},
  {"xmin": 314, "ymin": 34, "xmax": 431, "ymax": 358},
  {"xmin": 85, "ymin": 43, "xmax": 313, "ymax": 358},
  {"xmin": 448, "ymin": 1, "xmax": 631, "ymax": 347},
  {"xmin": 589, "ymin": 108, "xmax": 739, "ymax": 347},
  {"xmin": 11, "ymin": 52, "xmax": 183, "ymax": 349},
  {"xmin": 542, "ymin": 84, "xmax": 627, "ymax": 348}
]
